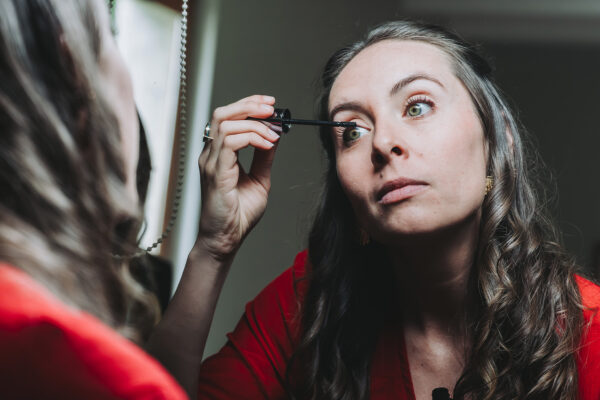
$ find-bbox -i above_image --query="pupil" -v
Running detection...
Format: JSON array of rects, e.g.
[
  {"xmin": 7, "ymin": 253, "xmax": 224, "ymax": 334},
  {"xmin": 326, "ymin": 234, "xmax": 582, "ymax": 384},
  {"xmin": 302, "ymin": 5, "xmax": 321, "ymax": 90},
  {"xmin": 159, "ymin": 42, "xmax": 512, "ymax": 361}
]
[
  {"xmin": 410, "ymin": 105, "xmax": 420, "ymax": 115},
  {"xmin": 344, "ymin": 128, "xmax": 361, "ymax": 142}
]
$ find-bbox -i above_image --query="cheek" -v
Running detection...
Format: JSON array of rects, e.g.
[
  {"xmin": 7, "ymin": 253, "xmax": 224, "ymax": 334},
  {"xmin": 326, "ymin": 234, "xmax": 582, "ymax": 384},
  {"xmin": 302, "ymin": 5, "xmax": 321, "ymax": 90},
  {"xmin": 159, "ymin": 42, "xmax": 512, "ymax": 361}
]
[
  {"xmin": 335, "ymin": 154, "xmax": 369, "ymax": 208},
  {"xmin": 436, "ymin": 116, "xmax": 487, "ymax": 197}
]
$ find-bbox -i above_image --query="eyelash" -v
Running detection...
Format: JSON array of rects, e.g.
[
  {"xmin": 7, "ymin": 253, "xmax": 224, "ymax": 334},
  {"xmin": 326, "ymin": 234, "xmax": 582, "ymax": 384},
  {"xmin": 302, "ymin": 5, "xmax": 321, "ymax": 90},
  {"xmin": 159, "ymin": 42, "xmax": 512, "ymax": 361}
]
[
  {"xmin": 332, "ymin": 95, "xmax": 435, "ymax": 144},
  {"xmin": 404, "ymin": 95, "xmax": 434, "ymax": 116}
]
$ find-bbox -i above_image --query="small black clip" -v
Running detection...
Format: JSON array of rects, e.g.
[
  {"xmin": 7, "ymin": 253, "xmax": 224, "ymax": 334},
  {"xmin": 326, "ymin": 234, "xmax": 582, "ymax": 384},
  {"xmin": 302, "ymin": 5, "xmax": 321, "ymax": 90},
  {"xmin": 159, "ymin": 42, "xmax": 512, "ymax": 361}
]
[{"xmin": 432, "ymin": 387, "xmax": 452, "ymax": 400}]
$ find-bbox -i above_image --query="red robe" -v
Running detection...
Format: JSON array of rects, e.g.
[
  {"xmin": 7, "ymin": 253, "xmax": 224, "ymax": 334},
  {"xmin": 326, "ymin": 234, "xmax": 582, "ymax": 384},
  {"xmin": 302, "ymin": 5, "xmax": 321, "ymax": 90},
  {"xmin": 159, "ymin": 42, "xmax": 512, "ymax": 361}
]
[{"xmin": 198, "ymin": 250, "xmax": 600, "ymax": 399}]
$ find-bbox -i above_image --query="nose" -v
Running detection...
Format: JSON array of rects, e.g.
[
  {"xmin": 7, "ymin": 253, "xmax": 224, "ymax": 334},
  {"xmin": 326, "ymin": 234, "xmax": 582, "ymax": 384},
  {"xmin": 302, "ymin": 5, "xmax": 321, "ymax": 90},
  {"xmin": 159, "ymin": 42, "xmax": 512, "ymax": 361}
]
[{"xmin": 370, "ymin": 121, "xmax": 406, "ymax": 169}]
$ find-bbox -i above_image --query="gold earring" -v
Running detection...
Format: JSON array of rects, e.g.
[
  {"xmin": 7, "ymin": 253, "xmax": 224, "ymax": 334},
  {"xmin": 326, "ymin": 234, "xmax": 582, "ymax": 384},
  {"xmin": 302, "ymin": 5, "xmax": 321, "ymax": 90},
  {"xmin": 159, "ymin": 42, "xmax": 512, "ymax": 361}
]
[
  {"xmin": 359, "ymin": 228, "xmax": 371, "ymax": 246},
  {"xmin": 485, "ymin": 176, "xmax": 494, "ymax": 195}
]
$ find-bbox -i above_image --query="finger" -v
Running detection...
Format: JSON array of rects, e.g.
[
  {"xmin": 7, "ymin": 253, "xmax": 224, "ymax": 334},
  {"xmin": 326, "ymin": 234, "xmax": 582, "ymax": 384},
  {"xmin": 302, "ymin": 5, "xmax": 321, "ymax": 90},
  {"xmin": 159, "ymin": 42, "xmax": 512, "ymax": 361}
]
[
  {"xmin": 203, "ymin": 95, "xmax": 276, "ymax": 180},
  {"xmin": 220, "ymin": 120, "xmax": 280, "ymax": 142},
  {"xmin": 211, "ymin": 97, "xmax": 275, "ymax": 126},
  {"xmin": 199, "ymin": 122, "xmax": 214, "ymax": 170},
  {"xmin": 249, "ymin": 142, "xmax": 278, "ymax": 189},
  {"xmin": 199, "ymin": 140, "xmax": 211, "ymax": 172},
  {"xmin": 207, "ymin": 119, "xmax": 279, "ymax": 168},
  {"xmin": 237, "ymin": 94, "xmax": 275, "ymax": 106},
  {"xmin": 217, "ymin": 132, "xmax": 276, "ymax": 172},
  {"xmin": 262, "ymin": 121, "xmax": 283, "ymax": 134},
  {"xmin": 209, "ymin": 101, "xmax": 274, "ymax": 161}
]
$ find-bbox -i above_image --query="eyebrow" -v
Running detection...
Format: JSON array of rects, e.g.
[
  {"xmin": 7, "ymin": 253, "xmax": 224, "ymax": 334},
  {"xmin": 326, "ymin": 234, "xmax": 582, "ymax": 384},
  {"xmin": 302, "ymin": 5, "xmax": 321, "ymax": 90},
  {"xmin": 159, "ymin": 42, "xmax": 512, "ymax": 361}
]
[
  {"xmin": 389, "ymin": 73, "xmax": 445, "ymax": 96},
  {"xmin": 329, "ymin": 102, "xmax": 371, "ymax": 122},
  {"xmin": 329, "ymin": 73, "xmax": 445, "ymax": 120}
]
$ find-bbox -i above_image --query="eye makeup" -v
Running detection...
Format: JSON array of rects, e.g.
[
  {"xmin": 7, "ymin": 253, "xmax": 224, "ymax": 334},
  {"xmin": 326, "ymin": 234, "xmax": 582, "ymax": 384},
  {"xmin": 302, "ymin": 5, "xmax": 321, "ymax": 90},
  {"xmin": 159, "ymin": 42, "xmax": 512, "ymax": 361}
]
[
  {"xmin": 247, "ymin": 108, "xmax": 356, "ymax": 133},
  {"xmin": 404, "ymin": 95, "xmax": 434, "ymax": 117}
]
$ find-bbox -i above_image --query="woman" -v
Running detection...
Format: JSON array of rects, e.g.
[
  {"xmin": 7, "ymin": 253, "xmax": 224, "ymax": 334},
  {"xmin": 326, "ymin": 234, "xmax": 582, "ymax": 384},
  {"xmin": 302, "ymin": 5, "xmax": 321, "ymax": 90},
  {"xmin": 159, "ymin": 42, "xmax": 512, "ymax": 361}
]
[
  {"xmin": 0, "ymin": 0, "xmax": 215, "ymax": 398},
  {"xmin": 154, "ymin": 21, "xmax": 600, "ymax": 399}
]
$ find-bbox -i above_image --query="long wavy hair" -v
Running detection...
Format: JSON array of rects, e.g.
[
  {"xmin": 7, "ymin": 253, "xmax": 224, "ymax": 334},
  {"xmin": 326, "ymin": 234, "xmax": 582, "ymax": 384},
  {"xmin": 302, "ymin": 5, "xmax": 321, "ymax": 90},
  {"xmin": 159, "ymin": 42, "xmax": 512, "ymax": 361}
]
[
  {"xmin": 0, "ymin": 0, "xmax": 158, "ymax": 342},
  {"xmin": 291, "ymin": 21, "xmax": 584, "ymax": 399}
]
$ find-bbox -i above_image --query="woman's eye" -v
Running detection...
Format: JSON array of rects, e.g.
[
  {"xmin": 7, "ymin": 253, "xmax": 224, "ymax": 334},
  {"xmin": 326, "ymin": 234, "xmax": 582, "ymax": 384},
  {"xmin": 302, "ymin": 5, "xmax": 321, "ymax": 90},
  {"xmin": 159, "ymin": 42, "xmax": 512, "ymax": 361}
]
[
  {"xmin": 406, "ymin": 102, "xmax": 432, "ymax": 117},
  {"xmin": 342, "ymin": 126, "xmax": 368, "ymax": 143}
]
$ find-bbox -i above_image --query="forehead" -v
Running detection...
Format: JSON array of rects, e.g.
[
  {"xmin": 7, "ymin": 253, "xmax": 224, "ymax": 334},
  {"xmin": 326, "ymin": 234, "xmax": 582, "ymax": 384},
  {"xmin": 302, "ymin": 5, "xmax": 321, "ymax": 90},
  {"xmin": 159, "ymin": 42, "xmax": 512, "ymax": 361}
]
[{"xmin": 329, "ymin": 40, "xmax": 456, "ymax": 106}]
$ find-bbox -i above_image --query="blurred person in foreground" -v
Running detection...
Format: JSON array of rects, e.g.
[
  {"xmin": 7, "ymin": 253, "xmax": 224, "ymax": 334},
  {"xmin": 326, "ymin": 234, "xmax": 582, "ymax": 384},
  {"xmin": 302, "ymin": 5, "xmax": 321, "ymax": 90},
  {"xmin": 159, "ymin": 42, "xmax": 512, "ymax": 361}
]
[{"xmin": 0, "ymin": 1, "xmax": 224, "ymax": 398}]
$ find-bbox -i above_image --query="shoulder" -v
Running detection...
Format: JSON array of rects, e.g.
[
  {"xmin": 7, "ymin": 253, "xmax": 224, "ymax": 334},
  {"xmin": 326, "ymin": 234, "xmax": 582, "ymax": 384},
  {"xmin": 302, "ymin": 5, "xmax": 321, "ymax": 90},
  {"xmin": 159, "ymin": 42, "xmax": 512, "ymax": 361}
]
[
  {"xmin": 575, "ymin": 274, "xmax": 600, "ymax": 322},
  {"xmin": 250, "ymin": 249, "xmax": 309, "ymax": 311},
  {"xmin": 198, "ymin": 251, "xmax": 310, "ymax": 399},
  {"xmin": 224, "ymin": 250, "xmax": 310, "ymax": 350},
  {"xmin": 0, "ymin": 263, "xmax": 186, "ymax": 399},
  {"xmin": 237, "ymin": 250, "xmax": 309, "ymax": 339}
]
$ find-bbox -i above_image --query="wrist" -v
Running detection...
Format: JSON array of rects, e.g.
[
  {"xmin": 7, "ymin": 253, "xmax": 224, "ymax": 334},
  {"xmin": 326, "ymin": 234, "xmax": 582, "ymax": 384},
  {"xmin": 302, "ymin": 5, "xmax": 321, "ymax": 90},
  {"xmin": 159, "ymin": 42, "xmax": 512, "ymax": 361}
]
[{"xmin": 188, "ymin": 235, "xmax": 237, "ymax": 273}]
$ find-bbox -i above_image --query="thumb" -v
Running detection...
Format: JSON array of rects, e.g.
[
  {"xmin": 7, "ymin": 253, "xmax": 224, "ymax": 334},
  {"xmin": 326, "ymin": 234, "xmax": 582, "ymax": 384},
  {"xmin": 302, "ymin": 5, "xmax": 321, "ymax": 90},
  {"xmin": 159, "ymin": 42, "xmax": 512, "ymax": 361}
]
[{"xmin": 248, "ymin": 141, "xmax": 278, "ymax": 188}]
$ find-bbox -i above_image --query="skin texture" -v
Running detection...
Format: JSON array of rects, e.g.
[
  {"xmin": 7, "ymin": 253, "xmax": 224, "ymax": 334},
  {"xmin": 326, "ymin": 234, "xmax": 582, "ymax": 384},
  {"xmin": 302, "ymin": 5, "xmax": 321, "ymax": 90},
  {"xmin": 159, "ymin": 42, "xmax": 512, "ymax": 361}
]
[
  {"xmin": 329, "ymin": 40, "xmax": 487, "ymax": 244},
  {"xmin": 328, "ymin": 40, "xmax": 488, "ymax": 399}
]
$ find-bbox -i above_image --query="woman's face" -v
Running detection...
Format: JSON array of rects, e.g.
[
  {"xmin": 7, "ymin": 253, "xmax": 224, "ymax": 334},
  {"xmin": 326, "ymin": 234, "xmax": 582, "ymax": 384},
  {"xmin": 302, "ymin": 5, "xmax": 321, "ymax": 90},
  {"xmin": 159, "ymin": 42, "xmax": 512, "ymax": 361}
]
[
  {"xmin": 96, "ymin": 0, "xmax": 139, "ymax": 203},
  {"xmin": 328, "ymin": 40, "xmax": 487, "ymax": 243}
]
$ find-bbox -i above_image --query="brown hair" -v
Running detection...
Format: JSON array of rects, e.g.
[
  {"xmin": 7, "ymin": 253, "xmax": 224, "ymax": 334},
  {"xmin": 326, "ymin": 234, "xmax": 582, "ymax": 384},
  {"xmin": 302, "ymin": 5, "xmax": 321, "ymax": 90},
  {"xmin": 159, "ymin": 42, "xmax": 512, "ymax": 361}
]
[{"xmin": 291, "ymin": 20, "xmax": 584, "ymax": 399}]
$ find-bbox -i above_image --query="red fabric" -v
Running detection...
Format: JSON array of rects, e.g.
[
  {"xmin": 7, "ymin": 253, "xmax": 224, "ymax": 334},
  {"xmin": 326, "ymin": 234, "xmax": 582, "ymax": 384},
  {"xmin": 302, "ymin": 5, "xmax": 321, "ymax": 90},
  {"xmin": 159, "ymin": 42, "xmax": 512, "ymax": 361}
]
[
  {"xmin": 0, "ymin": 263, "xmax": 187, "ymax": 400},
  {"xmin": 198, "ymin": 250, "xmax": 600, "ymax": 399},
  {"xmin": 576, "ymin": 274, "xmax": 600, "ymax": 400}
]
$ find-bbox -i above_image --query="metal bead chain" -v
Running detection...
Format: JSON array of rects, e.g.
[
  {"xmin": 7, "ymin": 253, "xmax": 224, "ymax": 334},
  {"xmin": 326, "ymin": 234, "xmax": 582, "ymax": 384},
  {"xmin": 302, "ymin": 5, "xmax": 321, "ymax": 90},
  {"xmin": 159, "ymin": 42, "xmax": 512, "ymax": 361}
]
[{"xmin": 113, "ymin": 0, "xmax": 189, "ymax": 259}]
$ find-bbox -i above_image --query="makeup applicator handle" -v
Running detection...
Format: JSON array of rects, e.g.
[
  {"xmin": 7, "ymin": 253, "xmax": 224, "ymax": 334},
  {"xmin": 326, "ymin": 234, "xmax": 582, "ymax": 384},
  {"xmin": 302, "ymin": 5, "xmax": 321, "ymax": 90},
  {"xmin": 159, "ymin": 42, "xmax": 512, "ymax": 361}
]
[{"xmin": 247, "ymin": 108, "xmax": 356, "ymax": 133}]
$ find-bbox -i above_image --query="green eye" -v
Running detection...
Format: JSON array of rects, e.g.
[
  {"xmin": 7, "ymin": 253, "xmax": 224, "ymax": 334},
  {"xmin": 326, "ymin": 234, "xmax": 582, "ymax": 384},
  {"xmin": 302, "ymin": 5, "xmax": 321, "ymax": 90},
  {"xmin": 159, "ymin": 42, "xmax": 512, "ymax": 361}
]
[
  {"xmin": 407, "ymin": 102, "xmax": 432, "ymax": 117},
  {"xmin": 342, "ymin": 126, "xmax": 368, "ymax": 143}
]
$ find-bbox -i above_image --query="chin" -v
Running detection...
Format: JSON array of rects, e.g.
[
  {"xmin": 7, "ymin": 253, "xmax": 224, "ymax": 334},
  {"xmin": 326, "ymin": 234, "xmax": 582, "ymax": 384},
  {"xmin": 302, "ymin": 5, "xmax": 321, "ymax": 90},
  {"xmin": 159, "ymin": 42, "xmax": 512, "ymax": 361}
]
[{"xmin": 368, "ymin": 209, "xmax": 482, "ymax": 245}]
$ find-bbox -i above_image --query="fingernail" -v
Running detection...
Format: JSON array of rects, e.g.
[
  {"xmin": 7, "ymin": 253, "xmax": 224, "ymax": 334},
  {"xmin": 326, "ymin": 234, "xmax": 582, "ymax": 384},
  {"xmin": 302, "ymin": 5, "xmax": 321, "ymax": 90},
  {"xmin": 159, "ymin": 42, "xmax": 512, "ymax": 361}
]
[
  {"xmin": 261, "ymin": 104, "xmax": 274, "ymax": 111},
  {"xmin": 264, "ymin": 95, "xmax": 275, "ymax": 102},
  {"xmin": 267, "ymin": 129, "xmax": 280, "ymax": 140},
  {"xmin": 264, "ymin": 139, "xmax": 275, "ymax": 148}
]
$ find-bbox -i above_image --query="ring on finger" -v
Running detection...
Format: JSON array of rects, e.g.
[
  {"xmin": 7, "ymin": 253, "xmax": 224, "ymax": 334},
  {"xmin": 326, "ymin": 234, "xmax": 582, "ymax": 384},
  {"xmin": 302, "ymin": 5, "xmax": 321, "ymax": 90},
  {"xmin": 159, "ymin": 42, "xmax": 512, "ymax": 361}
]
[{"xmin": 203, "ymin": 122, "xmax": 213, "ymax": 143}]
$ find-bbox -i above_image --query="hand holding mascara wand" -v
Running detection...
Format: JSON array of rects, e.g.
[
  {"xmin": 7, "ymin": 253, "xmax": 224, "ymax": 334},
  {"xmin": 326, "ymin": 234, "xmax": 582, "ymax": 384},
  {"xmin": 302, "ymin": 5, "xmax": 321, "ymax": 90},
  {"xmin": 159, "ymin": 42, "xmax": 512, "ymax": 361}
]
[{"xmin": 247, "ymin": 108, "xmax": 356, "ymax": 133}]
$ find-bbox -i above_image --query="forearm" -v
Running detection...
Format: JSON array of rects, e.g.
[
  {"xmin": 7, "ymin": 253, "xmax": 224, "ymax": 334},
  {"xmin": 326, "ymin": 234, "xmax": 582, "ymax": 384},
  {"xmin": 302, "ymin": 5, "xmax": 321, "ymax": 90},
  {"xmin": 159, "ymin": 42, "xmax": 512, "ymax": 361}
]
[
  {"xmin": 147, "ymin": 94, "xmax": 278, "ymax": 398},
  {"xmin": 145, "ymin": 240, "xmax": 234, "ymax": 399}
]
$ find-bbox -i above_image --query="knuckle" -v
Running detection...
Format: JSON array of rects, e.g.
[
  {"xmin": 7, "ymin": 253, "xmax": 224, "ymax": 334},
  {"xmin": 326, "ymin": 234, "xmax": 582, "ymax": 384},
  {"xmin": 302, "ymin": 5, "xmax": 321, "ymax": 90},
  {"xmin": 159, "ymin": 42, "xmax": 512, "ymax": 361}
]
[
  {"xmin": 222, "ymin": 135, "xmax": 237, "ymax": 148},
  {"xmin": 212, "ymin": 106, "xmax": 225, "ymax": 121},
  {"xmin": 259, "ymin": 124, "xmax": 271, "ymax": 137},
  {"xmin": 217, "ymin": 120, "xmax": 227, "ymax": 134},
  {"xmin": 251, "ymin": 135, "xmax": 265, "ymax": 147},
  {"xmin": 203, "ymin": 162, "xmax": 216, "ymax": 178}
]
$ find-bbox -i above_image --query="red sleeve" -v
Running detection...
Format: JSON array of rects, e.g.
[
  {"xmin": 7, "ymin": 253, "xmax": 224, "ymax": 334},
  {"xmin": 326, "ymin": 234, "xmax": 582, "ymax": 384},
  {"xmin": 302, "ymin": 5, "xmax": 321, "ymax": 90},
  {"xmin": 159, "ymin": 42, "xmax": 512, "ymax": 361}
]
[
  {"xmin": 197, "ymin": 250, "xmax": 308, "ymax": 400},
  {"xmin": 0, "ymin": 264, "xmax": 187, "ymax": 400},
  {"xmin": 575, "ymin": 275, "xmax": 600, "ymax": 400}
]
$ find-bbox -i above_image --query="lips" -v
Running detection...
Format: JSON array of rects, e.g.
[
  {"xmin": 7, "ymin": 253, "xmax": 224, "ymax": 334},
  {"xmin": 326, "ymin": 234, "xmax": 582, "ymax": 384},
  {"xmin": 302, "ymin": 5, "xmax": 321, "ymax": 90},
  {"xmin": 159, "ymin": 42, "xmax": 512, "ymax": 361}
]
[{"xmin": 376, "ymin": 177, "xmax": 428, "ymax": 204}]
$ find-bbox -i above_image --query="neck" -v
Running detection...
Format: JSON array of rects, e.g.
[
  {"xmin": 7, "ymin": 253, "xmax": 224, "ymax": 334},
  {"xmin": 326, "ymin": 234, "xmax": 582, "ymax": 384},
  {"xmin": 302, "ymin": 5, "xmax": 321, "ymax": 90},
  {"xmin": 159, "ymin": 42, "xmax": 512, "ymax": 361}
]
[{"xmin": 387, "ymin": 212, "xmax": 480, "ymax": 337}]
